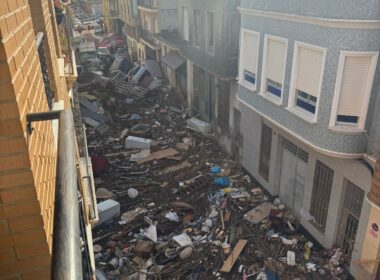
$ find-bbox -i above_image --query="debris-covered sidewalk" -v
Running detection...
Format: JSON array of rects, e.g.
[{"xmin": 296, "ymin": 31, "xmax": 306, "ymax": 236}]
[{"xmin": 79, "ymin": 76, "xmax": 351, "ymax": 280}]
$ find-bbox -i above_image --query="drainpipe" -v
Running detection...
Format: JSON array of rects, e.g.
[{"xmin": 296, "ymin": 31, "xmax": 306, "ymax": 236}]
[
  {"xmin": 358, "ymin": 151, "xmax": 380, "ymax": 279},
  {"xmin": 51, "ymin": 109, "xmax": 83, "ymax": 280}
]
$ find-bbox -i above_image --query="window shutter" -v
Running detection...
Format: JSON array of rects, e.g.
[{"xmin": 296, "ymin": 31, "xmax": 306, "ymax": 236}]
[
  {"xmin": 266, "ymin": 39, "xmax": 286, "ymax": 83},
  {"xmin": 243, "ymin": 32, "xmax": 258, "ymax": 74},
  {"xmin": 296, "ymin": 47, "xmax": 324, "ymax": 97},
  {"xmin": 337, "ymin": 56, "xmax": 371, "ymax": 117},
  {"xmin": 183, "ymin": 8, "xmax": 189, "ymax": 41}
]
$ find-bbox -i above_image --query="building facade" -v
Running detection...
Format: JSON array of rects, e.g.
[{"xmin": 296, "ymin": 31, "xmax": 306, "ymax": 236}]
[
  {"xmin": 136, "ymin": 0, "xmax": 177, "ymax": 60},
  {"xmin": 0, "ymin": 0, "xmax": 96, "ymax": 278},
  {"xmin": 235, "ymin": 0, "xmax": 380, "ymax": 278},
  {"xmin": 106, "ymin": 0, "xmax": 177, "ymax": 61},
  {"xmin": 155, "ymin": 0, "xmax": 240, "ymax": 146}
]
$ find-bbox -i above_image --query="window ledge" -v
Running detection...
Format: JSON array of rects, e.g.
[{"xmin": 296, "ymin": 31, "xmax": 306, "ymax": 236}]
[
  {"xmin": 286, "ymin": 107, "xmax": 317, "ymax": 124},
  {"xmin": 238, "ymin": 80, "xmax": 256, "ymax": 92},
  {"xmin": 259, "ymin": 92, "xmax": 282, "ymax": 106},
  {"xmin": 328, "ymin": 125, "xmax": 366, "ymax": 134}
]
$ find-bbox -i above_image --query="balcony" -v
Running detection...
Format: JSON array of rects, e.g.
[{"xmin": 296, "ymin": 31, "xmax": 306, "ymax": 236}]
[
  {"xmin": 138, "ymin": 0, "xmax": 158, "ymax": 13},
  {"xmin": 140, "ymin": 29, "xmax": 159, "ymax": 49},
  {"xmin": 110, "ymin": 10, "xmax": 120, "ymax": 19},
  {"xmin": 126, "ymin": 23, "xmax": 140, "ymax": 40},
  {"xmin": 58, "ymin": 9, "xmax": 78, "ymax": 92}
]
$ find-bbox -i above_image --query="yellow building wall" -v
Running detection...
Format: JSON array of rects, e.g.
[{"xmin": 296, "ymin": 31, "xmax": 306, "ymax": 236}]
[{"xmin": 0, "ymin": 0, "xmax": 71, "ymax": 278}]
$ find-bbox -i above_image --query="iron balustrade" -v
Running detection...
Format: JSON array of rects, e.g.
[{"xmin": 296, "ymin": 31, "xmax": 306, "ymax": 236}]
[{"xmin": 35, "ymin": 32, "xmax": 54, "ymax": 110}]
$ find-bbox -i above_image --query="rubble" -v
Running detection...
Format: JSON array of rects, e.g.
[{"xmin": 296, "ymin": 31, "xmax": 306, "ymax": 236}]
[
  {"xmin": 96, "ymin": 199, "xmax": 120, "ymax": 227},
  {"xmin": 76, "ymin": 50, "xmax": 352, "ymax": 279}
]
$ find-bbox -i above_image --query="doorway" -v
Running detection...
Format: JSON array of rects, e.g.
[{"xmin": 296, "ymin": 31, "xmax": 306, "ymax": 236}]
[
  {"xmin": 193, "ymin": 65, "xmax": 214, "ymax": 123},
  {"xmin": 337, "ymin": 180, "xmax": 364, "ymax": 260},
  {"xmin": 279, "ymin": 139, "xmax": 308, "ymax": 219},
  {"xmin": 231, "ymin": 109, "xmax": 241, "ymax": 162}
]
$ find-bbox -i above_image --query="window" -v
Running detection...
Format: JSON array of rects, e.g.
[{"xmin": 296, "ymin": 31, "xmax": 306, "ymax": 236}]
[
  {"xmin": 206, "ymin": 12, "xmax": 215, "ymax": 54},
  {"xmin": 259, "ymin": 123, "xmax": 272, "ymax": 181},
  {"xmin": 193, "ymin": 9, "xmax": 201, "ymax": 47},
  {"xmin": 330, "ymin": 51, "xmax": 378, "ymax": 130},
  {"xmin": 261, "ymin": 36, "xmax": 287, "ymax": 102},
  {"xmin": 310, "ymin": 160, "xmax": 334, "ymax": 232},
  {"xmin": 132, "ymin": 0, "xmax": 138, "ymax": 17},
  {"xmin": 183, "ymin": 7, "xmax": 189, "ymax": 41},
  {"xmin": 296, "ymin": 90, "xmax": 317, "ymax": 114},
  {"xmin": 288, "ymin": 42, "xmax": 326, "ymax": 121},
  {"xmin": 239, "ymin": 29, "xmax": 259, "ymax": 90}
]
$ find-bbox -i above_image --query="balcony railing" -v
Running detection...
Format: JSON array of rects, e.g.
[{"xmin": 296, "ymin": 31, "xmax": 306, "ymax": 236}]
[
  {"xmin": 35, "ymin": 33, "xmax": 54, "ymax": 110},
  {"xmin": 140, "ymin": 28, "xmax": 155, "ymax": 44},
  {"xmin": 138, "ymin": 0, "xmax": 158, "ymax": 10},
  {"xmin": 110, "ymin": 10, "xmax": 120, "ymax": 18},
  {"xmin": 126, "ymin": 23, "xmax": 140, "ymax": 39}
]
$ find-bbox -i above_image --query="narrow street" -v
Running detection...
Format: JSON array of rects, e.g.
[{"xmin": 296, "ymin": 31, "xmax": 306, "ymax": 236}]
[
  {"xmin": 78, "ymin": 68, "xmax": 350, "ymax": 279},
  {"xmin": 2, "ymin": 0, "xmax": 380, "ymax": 279}
]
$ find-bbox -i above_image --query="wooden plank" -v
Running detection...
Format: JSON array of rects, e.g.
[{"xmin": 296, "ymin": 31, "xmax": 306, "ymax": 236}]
[
  {"xmin": 220, "ymin": 239, "xmax": 247, "ymax": 273},
  {"xmin": 159, "ymin": 161, "xmax": 192, "ymax": 175},
  {"xmin": 137, "ymin": 148, "xmax": 179, "ymax": 164}
]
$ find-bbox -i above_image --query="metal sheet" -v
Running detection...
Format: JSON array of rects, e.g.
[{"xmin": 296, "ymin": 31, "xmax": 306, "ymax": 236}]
[{"xmin": 161, "ymin": 51, "xmax": 186, "ymax": 70}]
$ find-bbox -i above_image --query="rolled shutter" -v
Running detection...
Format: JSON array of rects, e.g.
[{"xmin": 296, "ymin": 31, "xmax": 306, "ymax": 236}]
[
  {"xmin": 266, "ymin": 39, "xmax": 286, "ymax": 83},
  {"xmin": 243, "ymin": 32, "xmax": 258, "ymax": 74},
  {"xmin": 337, "ymin": 56, "xmax": 371, "ymax": 117},
  {"xmin": 296, "ymin": 46, "xmax": 324, "ymax": 97}
]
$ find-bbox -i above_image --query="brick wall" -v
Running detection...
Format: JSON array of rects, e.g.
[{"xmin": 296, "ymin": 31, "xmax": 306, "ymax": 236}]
[
  {"xmin": 29, "ymin": 0, "xmax": 68, "ymax": 101},
  {"xmin": 0, "ymin": 0, "xmax": 69, "ymax": 278}
]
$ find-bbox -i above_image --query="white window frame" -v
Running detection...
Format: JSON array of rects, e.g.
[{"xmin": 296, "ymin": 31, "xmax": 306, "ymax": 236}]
[
  {"xmin": 206, "ymin": 12, "xmax": 215, "ymax": 55},
  {"xmin": 260, "ymin": 34, "xmax": 288, "ymax": 105},
  {"xmin": 287, "ymin": 41, "xmax": 326, "ymax": 123},
  {"xmin": 329, "ymin": 51, "xmax": 379, "ymax": 132},
  {"xmin": 238, "ymin": 28, "xmax": 260, "ymax": 91}
]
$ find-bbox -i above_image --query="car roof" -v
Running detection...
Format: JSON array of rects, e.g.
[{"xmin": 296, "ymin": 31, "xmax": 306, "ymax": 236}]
[{"xmin": 141, "ymin": 60, "xmax": 163, "ymax": 78}]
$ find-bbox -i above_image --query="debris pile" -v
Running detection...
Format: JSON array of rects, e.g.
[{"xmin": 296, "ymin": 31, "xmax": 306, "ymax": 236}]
[{"xmin": 79, "ymin": 62, "xmax": 350, "ymax": 280}]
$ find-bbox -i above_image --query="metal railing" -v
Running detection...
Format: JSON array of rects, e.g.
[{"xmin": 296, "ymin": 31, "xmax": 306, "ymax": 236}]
[
  {"xmin": 138, "ymin": 0, "xmax": 158, "ymax": 9},
  {"xmin": 51, "ymin": 110, "xmax": 83, "ymax": 280},
  {"xmin": 126, "ymin": 23, "xmax": 140, "ymax": 40},
  {"xmin": 35, "ymin": 33, "xmax": 54, "ymax": 110},
  {"xmin": 27, "ymin": 109, "xmax": 94, "ymax": 279},
  {"xmin": 140, "ymin": 28, "xmax": 155, "ymax": 44},
  {"xmin": 64, "ymin": 8, "xmax": 75, "ymax": 76}
]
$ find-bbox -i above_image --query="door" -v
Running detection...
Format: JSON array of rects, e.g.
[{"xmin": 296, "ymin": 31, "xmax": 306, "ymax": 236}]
[
  {"xmin": 337, "ymin": 180, "xmax": 364, "ymax": 259},
  {"xmin": 259, "ymin": 123, "xmax": 272, "ymax": 181},
  {"xmin": 218, "ymin": 81, "xmax": 230, "ymax": 133},
  {"xmin": 231, "ymin": 109, "xmax": 241, "ymax": 162},
  {"xmin": 198, "ymin": 68, "xmax": 212, "ymax": 122},
  {"xmin": 279, "ymin": 139, "xmax": 308, "ymax": 219}
]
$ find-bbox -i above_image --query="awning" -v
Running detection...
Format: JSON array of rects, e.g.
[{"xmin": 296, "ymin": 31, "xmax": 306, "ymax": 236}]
[{"xmin": 162, "ymin": 51, "xmax": 185, "ymax": 70}]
